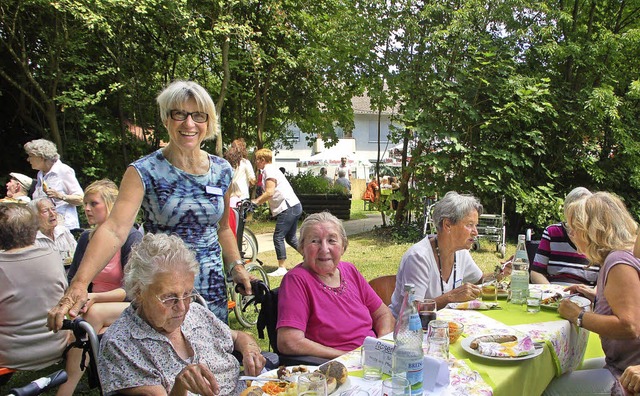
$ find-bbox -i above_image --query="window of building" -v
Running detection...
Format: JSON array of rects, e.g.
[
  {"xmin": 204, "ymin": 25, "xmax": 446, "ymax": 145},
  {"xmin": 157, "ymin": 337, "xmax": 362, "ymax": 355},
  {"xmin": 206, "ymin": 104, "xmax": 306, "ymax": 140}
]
[{"xmin": 368, "ymin": 120, "xmax": 391, "ymax": 143}]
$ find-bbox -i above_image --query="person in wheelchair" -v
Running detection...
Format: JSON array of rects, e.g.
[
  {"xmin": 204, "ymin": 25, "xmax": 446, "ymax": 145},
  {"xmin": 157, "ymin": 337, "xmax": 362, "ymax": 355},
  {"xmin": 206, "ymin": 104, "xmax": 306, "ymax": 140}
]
[
  {"xmin": 277, "ymin": 212, "xmax": 395, "ymax": 359},
  {"xmin": 99, "ymin": 233, "xmax": 265, "ymax": 396},
  {"xmin": 0, "ymin": 203, "xmax": 72, "ymax": 389}
]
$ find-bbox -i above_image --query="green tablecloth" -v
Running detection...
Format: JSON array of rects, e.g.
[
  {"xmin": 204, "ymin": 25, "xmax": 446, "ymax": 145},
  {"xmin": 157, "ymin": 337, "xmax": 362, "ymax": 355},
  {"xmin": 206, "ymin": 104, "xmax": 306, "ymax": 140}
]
[{"xmin": 447, "ymin": 299, "xmax": 604, "ymax": 396}]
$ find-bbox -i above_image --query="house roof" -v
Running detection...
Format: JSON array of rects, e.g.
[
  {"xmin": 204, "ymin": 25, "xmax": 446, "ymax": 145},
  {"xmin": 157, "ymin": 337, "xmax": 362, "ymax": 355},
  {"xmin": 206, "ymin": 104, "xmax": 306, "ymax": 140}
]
[{"xmin": 351, "ymin": 91, "xmax": 399, "ymax": 116}]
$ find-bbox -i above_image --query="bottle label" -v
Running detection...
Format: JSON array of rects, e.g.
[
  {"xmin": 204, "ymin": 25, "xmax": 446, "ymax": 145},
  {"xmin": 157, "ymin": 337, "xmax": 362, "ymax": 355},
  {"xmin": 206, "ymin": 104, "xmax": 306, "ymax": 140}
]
[
  {"xmin": 408, "ymin": 313, "xmax": 422, "ymax": 331},
  {"xmin": 407, "ymin": 360, "xmax": 424, "ymax": 395}
]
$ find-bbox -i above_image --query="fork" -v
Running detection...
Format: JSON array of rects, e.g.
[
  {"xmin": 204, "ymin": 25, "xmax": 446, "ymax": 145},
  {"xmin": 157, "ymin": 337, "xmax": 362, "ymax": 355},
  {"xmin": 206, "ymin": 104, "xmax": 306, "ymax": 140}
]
[{"xmin": 238, "ymin": 375, "xmax": 290, "ymax": 383}]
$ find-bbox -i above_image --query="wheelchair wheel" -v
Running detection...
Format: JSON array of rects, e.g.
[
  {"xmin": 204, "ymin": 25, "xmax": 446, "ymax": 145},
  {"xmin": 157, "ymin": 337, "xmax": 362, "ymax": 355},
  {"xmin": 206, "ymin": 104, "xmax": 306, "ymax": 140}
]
[
  {"xmin": 241, "ymin": 229, "xmax": 259, "ymax": 263},
  {"xmin": 234, "ymin": 263, "xmax": 269, "ymax": 328}
]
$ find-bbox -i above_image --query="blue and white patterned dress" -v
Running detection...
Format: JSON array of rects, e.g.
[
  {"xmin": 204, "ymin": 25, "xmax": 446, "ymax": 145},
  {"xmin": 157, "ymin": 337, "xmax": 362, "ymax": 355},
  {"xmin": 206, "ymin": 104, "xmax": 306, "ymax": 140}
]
[{"xmin": 132, "ymin": 150, "xmax": 233, "ymax": 320}]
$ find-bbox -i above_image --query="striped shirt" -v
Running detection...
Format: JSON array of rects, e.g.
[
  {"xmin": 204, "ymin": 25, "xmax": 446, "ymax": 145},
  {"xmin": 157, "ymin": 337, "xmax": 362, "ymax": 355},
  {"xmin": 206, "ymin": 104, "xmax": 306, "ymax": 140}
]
[{"xmin": 531, "ymin": 223, "xmax": 598, "ymax": 285}]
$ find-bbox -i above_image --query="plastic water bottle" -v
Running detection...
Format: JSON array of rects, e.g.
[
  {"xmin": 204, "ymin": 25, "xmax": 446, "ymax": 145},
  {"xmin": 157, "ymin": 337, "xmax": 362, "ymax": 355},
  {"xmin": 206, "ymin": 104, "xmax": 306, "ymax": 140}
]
[
  {"xmin": 510, "ymin": 234, "xmax": 530, "ymax": 305},
  {"xmin": 392, "ymin": 284, "xmax": 424, "ymax": 396}
]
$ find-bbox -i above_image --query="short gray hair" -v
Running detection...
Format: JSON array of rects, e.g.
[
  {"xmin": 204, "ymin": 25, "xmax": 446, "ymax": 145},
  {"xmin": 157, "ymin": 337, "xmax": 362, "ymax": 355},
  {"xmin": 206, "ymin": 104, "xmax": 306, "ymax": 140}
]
[
  {"xmin": 433, "ymin": 191, "xmax": 483, "ymax": 232},
  {"xmin": 338, "ymin": 170, "xmax": 346, "ymax": 178},
  {"xmin": 24, "ymin": 139, "xmax": 60, "ymax": 161},
  {"xmin": 124, "ymin": 233, "xmax": 200, "ymax": 300},
  {"xmin": 297, "ymin": 211, "xmax": 348, "ymax": 254},
  {"xmin": 156, "ymin": 80, "xmax": 219, "ymax": 141},
  {"xmin": 28, "ymin": 197, "xmax": 54, "ymax": 213},
  {"xmin": 0, "ymin": 203, "xmax": 38, "ymax": 250}
]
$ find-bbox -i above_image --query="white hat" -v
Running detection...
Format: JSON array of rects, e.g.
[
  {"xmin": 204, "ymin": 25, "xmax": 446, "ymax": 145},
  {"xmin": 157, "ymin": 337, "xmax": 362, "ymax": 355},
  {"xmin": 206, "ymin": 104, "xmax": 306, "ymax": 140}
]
[{"xmin": 9, "ymin": 172, "xmax": 33, "ymax": 191}]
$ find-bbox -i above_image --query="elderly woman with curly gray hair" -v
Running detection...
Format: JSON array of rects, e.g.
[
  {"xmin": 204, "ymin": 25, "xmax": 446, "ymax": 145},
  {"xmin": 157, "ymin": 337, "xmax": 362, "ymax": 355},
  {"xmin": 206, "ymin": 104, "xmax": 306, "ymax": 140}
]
[
  {"xmin": 24, "ymin": 138, "xmax": 84, "ymax": 229},
  {"xmin": 98, "ymin": 233, "xmax": 265, "ymax": 396}
]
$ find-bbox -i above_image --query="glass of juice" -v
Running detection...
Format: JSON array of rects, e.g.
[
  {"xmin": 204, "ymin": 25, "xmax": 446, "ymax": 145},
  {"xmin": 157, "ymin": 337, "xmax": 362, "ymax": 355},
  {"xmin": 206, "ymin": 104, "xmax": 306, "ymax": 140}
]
[{"xmin": 415, "ymin": 298, "xmax": 437, "ymax": 331}]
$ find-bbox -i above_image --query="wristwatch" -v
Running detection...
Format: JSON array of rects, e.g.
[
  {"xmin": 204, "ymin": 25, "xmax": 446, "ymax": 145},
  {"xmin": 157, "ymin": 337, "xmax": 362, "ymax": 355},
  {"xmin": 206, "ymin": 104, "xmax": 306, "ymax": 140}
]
[
  {"xmin": 227, "ymin": 259, "xmax": 245, "ymax": 277},
  {"xmin": 576, "ymin": 310, "xmax": 586, "ymax": 327}
]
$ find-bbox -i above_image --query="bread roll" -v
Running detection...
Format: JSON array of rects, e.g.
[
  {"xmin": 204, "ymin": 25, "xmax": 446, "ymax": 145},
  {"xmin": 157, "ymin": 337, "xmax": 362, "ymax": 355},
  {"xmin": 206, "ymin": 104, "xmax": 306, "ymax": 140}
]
[
  {"xmin": 318, "ymin": 361, "xmax": 348, "ymax": 386},
  {"xmin": 326, "ymin": 377, "xmax": 337, "ymax": 394}
]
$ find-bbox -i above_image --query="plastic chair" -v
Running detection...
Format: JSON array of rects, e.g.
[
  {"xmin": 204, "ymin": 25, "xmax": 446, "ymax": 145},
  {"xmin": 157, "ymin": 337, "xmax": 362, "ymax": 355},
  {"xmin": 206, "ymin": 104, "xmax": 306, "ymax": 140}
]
[
  {"xmin": 525, "ymin": 240, "xmax": 540, "ymax": 273},
  {"xmin": 368, "ymin": 275, "xmax": 396, "ymax": 306}
]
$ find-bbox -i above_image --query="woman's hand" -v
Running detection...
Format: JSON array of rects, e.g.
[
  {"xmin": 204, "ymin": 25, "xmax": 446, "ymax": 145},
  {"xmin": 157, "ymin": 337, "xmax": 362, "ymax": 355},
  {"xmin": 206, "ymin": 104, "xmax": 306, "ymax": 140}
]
[
  {"xmin": 557, "ymin": 299, "xmax": 584, "ymax": 324},
  {"xmin": 445, "ymin": 283, "xmax": 482, "ymax": 303},
  {"xmin": 47, "ymin": 281, "xmax": 89, "ymax": 331},
  {"xmin": 170, "ymin": 363, "xmax": 219, "ymax": 396},
  {"xmin": 232, "ymin": 266, "xmax": 253, "ymax": 296},
  {"xmin": 241, "ymin": 349, "xmax": 266, "ymax": 377},
  {"xmin": 79, "ymin": 293, "xmax": 97, "ymax": 314},
  {"xmin": 564, "ymin": 284, "xmax": 596, "ymax": 302},
  {"xmin": 620, "ymin": 365, "xmax": 640, "ymax": 394}
]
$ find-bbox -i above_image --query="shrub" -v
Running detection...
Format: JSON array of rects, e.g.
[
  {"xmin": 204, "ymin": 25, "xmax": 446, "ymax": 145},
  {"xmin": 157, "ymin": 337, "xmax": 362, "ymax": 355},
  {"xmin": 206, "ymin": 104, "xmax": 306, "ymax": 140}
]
[{"xmin": 289, "ymin": 171, "xmax": 350, "ymax": 197}]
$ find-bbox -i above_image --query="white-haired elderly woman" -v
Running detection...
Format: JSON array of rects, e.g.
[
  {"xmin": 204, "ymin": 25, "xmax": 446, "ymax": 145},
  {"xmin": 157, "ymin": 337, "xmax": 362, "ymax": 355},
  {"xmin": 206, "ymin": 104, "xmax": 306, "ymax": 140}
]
[
  {"xmin": 29, "ymin": 197, "xmax": 77, "ymax": 267},
  {"xmin": 277, "ymin": 212, "xmax": 395, "ymax": 359},
  {"xmin": 49, "ymin": 80, "xmax": 251, "ymax": 331},
  {"xmin": 24, "ymin": 138, "xmax": 84, "ymax": 229},
  {"xmin": 390, "ymin": 191, "xmax": 491, "ymax": 314},
  {"xmin": 98, "ymin": 233, "xmax": 265, "ymax": 396}
]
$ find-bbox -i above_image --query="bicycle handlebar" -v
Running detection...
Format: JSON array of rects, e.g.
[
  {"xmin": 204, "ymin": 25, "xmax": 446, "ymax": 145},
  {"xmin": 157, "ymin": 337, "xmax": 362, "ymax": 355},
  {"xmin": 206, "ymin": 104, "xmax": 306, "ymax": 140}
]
[
  {"xmin": 235, "ymin": 279, "xmax": 267, "ymax": 295},
  {"xmin": 7, "ymin": 370, "xmax": 68, "ymax": 396}
]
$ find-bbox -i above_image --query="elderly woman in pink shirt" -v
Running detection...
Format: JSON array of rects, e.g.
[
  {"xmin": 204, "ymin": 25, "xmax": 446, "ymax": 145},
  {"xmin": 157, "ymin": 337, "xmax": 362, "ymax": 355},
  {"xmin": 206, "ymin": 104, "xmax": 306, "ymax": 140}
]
[{"xmin": 277, "ymin": 212, "xmax": 395, "ymax": 359}]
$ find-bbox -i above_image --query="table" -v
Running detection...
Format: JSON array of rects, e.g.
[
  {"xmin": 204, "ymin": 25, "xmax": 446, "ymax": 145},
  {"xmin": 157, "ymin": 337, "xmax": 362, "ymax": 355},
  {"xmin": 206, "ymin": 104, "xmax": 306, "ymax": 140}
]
[{"xmin": 334, "ymin": 284, "xmax": 603, "ymax": 395}]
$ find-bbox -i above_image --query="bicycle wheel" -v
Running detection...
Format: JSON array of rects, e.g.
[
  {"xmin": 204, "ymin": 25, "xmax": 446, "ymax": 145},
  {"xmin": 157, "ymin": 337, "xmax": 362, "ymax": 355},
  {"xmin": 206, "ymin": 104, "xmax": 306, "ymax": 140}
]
[
  {"xmin": 234, "ymin": 263, "xmax": 270, "ymax": 328},
  {"xmin": 241, "ymin": 229, "xmax": 259, "ymax": 263}
]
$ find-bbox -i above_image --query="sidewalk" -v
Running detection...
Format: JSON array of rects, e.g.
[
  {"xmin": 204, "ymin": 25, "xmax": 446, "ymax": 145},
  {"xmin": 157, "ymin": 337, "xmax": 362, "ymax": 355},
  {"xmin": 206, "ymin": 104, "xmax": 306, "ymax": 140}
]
[{"xmin": 254, "ymin": 213, "xmax": 384, "ymax": 253}]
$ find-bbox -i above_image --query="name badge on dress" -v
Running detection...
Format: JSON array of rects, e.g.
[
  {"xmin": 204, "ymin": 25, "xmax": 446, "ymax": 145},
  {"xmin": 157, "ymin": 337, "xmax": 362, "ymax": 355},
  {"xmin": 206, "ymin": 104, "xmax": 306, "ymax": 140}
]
[{"xmin": 205, "ymin": 186, "xmax": 223, "ymax": 195}]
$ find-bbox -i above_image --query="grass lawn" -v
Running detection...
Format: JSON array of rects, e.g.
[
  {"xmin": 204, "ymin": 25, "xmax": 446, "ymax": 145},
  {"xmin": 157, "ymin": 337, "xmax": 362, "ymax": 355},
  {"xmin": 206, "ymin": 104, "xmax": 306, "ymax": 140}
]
[{"xmin": 0, "ymin": 203, "xmax": 514, "ymax": 394}]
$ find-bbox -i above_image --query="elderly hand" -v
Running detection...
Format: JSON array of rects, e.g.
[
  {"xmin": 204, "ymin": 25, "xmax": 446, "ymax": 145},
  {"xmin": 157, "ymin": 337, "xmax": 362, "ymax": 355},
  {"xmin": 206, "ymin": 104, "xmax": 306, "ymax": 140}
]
[
  {"xmin": 44, "ymin": 187, "xmax": 64, "ymax": 201},
  {"xmin": 172, "ymin": 363, "xmax": 219, "ymax": 396},
  {"xmin": 242, "ymin": 349, "xmax": 266, "ymax": 377},
  {"xmin": 564, "ymin": 284, "xmax": 596, "ymax": 302},
  {"xmin": 557, "ymin": 298, "xmax": 584, "ymax": 324},
  {"xmin": 47, "ymin": 281, "xmax": 88, "ymax": 332},
  {"xmin": 446, "ymin": 282, "xmax": 482, "ymax": 303},
  {"xmin": 620, "ymin": 365, "xmax": 640, "ymax": 394},
  {"xmin": 232, "ymin": 266, "xmax": 253, "ymax": 296}
]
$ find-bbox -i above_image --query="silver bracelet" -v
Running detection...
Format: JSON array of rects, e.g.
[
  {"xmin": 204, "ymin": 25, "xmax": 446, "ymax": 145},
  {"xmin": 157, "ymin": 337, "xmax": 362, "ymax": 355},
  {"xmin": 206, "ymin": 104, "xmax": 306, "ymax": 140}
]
[{"xmin": 227, "ymin": 259, "xmax": 245, "ymax": 277}]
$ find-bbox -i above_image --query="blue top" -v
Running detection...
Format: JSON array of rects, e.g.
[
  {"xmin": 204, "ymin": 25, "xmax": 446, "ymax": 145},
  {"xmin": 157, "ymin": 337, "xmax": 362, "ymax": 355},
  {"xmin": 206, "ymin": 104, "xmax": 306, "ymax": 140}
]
[{"xmin": 131, "ymin": 149, "xmax": 233, "ymax": 308}]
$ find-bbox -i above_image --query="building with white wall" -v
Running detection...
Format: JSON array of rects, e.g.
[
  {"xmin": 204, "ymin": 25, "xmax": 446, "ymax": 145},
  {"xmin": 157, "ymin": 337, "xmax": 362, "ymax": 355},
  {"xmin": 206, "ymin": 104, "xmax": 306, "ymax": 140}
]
[{"xmin": 273, "ymin": 93, "xmax": 400, "ymax": 179}]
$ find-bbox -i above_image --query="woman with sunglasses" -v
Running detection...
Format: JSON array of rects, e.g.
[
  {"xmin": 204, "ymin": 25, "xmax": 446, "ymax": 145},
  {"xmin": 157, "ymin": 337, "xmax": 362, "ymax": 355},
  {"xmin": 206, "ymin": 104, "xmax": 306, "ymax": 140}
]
[{"xmin": 49, "ymin": 81, "xmax": 251, "ymax": 331}]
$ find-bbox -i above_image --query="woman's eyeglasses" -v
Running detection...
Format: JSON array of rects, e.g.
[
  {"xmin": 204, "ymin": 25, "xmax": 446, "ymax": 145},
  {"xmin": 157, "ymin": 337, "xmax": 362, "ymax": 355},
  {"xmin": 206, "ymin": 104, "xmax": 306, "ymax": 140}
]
[
  {"xmin": 169, "ymin": 110, "xmax": 208, "ymax": 123},
  {"xmin": 156, "ymin": 291, "xmax": 199, "ymax": 308}
]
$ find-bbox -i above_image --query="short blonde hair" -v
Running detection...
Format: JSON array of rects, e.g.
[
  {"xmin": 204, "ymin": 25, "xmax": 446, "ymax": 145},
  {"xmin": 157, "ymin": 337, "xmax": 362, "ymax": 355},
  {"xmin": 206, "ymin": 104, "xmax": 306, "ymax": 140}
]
[
  {"xmin": 84, "ymin": 179, "xmax": 119, "ymax": 215},
  {"xmin": 565, "ymin": 191, "xmax": 638, "ymax": 265},
  {"xmin": 255, "ymin": 148, "xmax": 273, "ymax": 164},
  {"xmin": 297, "ymin": 211, "xmax": 348, "ymax": 255},
  {"xmin": 156, "ymin": 80, "xmax": 219, "ymax": 141}
]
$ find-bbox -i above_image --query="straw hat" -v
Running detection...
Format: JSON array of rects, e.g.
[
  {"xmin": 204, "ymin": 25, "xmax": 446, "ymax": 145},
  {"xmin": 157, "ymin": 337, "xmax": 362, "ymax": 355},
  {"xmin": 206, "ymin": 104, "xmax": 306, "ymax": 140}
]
[{"xmin": 9, "ymin": 172, "xmax": 33, "ymax": 191}]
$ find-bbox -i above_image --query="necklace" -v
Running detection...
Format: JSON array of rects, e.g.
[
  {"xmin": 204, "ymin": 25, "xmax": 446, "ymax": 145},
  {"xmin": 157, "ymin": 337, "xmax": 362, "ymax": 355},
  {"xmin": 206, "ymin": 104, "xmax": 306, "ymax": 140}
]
[{"xmin": 433, "ymin": 236, "xmax": 456, "ymax": 295}]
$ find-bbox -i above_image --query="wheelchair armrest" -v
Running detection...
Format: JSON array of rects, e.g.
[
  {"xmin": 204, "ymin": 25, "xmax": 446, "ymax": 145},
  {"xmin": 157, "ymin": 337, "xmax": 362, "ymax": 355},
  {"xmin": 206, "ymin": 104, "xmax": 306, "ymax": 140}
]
[{"xmin": 278, "ymin": 354, "xmax": 330, "ymax": 367}]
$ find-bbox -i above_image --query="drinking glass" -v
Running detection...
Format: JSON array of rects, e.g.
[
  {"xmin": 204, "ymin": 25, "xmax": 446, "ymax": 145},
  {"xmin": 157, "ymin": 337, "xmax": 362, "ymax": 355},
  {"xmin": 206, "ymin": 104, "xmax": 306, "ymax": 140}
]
[
  {"xmin": 426, "ymin": 319, "xmax": 449, "ymax": 360},
  {"xmin": 527, "ymin": 289, "xmax": 542, "ymax": 313},
  {"xmin": 415, "ymin": 298, "xmax": 437, "ymax": 331},
  {"xmin": 382, "ymin": 376, "xmax": 411, "ymax": 396},
  {"xmin": 360, "ymin": 345, "xmax": 383, "ymax": 381},
  {"xmin": 298, "ymin": 372, "xmax": 328, "ymax": 396},
  {"xmin": 481, "ymin": 274, "xmax": 498, "ymax": 303}
]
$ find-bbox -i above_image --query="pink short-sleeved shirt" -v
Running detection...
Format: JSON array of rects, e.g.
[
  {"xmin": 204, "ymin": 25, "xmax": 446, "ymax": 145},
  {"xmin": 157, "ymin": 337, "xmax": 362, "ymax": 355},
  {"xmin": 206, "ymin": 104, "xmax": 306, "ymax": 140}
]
[{"xmin": 277, "ymin": 261, "xmax": 382, "ymax": 351}]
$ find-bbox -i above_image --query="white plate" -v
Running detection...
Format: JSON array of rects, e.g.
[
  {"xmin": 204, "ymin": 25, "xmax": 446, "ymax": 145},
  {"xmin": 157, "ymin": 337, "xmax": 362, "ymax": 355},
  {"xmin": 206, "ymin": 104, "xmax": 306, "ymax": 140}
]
[
  {"xmin": 568, "ymin": 295, "xmax": 591, "ymax": 311},
  {"xmin": 461, "ymin": 335, "xmax": 544, "ymax": 361},
  {"xmin": 256, "ymin": 365, "xmax": 350, "ymax": 395}
]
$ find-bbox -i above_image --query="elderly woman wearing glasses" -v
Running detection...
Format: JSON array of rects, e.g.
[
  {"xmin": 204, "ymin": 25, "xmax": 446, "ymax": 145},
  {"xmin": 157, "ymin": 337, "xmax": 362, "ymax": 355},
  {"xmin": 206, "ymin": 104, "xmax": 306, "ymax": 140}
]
[
  {"xmin": 49, "ymin": 80, "xmax": 251, "ymax": 331},
  {"xmin": 29, "ymin": 197, "xmax": 77, "ymax": 267},
  {"xmin": 98, "ymin": 233, "xmax": 265, "ymax": 396}
]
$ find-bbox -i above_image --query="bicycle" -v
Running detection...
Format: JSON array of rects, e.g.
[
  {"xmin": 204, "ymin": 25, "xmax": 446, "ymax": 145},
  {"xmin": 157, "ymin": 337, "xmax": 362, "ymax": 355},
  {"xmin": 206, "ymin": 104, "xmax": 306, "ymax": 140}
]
[{"xmin": 228, "ymin": 199, "xmax": 269, "ymax": 328}]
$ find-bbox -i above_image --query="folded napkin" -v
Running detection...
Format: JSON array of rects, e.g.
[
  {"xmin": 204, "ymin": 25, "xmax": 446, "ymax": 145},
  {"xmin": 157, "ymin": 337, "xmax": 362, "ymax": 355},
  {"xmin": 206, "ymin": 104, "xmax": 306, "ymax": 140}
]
[
  {"xmin": 477, "ymin": 336, "xmax": 535, "ymax": 358},
  {"xmin": 446, "ymin": 300, "xmax": 498, "ymax": 310}
]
